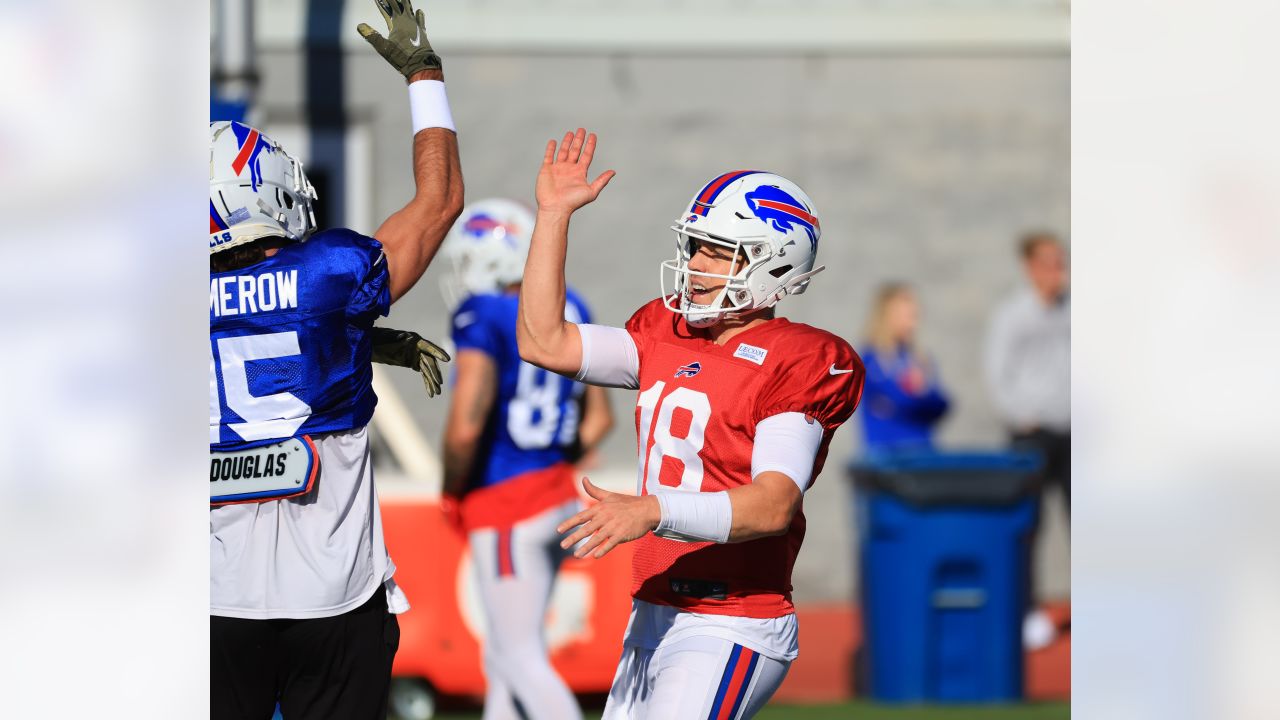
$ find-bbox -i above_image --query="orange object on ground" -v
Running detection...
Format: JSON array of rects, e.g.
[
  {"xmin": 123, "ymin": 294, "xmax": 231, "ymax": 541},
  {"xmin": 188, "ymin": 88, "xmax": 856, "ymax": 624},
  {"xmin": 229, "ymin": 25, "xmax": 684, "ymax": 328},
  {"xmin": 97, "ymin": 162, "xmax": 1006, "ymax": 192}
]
[
  {"xmin": 1025, "ymin": 600, "xmax": 1071, "ymax": 701},
  {"xmin": 382, "ymin": 498, "xmax": 634, "ymax": 698}
]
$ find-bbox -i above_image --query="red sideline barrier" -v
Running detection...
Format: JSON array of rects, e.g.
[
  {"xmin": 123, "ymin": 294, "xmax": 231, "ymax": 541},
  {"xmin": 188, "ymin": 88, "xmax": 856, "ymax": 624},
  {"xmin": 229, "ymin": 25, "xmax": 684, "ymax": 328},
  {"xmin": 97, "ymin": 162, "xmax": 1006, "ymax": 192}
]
[{"xmin": 381, "ymin": 498, "xmax": 634, "ymax": 698}]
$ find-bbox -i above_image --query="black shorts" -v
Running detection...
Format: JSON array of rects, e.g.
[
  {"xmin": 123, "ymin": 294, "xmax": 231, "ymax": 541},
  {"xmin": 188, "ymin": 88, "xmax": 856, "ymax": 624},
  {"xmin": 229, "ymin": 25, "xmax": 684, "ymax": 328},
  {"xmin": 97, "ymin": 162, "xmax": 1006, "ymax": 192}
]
[{"xmin": 211, "ymin": 588, "xmax": 400, "ymax": 720}]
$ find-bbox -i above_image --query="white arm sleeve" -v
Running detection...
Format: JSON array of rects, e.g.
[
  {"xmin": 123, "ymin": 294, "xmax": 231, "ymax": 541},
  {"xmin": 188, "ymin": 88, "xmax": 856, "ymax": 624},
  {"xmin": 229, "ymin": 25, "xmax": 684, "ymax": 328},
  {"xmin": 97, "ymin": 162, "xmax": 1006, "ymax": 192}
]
[
  {"xmin": 574, "ymin": 323, "xmax": 640, "ymax": 389},
  {"xmin": 654, "ymin": 490, "xmax": 732, "ymax": 543},
  {"xmin": 752, "ymin": 412, "xmax": 825, "ymax": 492}
]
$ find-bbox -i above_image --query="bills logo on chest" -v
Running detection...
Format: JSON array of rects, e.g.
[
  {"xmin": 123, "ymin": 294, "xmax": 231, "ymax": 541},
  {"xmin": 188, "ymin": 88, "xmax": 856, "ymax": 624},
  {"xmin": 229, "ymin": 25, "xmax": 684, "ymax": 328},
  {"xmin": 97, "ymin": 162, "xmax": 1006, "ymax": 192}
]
[{"xmin": 675, "ymin": 361, "xmax": 702, "ymax": 378}]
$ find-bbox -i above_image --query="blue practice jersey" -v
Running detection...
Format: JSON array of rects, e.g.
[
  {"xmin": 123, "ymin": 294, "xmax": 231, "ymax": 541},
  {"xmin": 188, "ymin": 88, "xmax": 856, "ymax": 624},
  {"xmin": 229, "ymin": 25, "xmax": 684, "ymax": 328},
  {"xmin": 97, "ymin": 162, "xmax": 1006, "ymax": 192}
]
[
  {"xmin": 450, "ymin": 289, "xmax": 592, "ymax": 490},
  {"xmin": 209, "ymin": 228, "xmax": 390, "ymax": 450}
]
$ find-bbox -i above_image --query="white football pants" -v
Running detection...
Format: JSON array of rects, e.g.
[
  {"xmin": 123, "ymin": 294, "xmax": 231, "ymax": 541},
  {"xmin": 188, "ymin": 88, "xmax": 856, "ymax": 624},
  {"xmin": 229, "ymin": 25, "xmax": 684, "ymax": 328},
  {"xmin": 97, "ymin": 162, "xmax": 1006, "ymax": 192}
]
[
  {"xmin": 468, "ymin": 499, "xmax": 583, "ymax": 720},
  {"xmin": 601, "ymin": 635, "xmax": 791, "ymax": 720}
]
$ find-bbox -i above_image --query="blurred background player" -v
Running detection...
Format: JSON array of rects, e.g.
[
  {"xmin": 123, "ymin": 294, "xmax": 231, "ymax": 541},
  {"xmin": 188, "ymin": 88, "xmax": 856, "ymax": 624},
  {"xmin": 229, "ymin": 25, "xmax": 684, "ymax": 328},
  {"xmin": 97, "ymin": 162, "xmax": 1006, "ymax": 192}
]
[
  {"xmin": 208, "ymin": 1, "xmax": 462, "ymax": 718},
  {"xmin": 439, "ymin": 198, "xmax": 615, "ymax": 720},
  {"xmin": 856, "ymin": 282, "xmax": 952, "ymax": 456},
  {"xmin": 518, "ymin": 129, "xmax": 864, "ymax": 719}
]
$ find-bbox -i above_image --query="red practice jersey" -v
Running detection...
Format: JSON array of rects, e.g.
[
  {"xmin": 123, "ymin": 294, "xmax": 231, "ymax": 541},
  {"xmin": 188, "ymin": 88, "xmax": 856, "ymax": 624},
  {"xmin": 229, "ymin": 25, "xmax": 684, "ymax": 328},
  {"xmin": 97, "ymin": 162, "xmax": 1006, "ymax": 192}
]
[{"xmin": 624, "ymin": 299, "xmax": 865, "ymax": 618}]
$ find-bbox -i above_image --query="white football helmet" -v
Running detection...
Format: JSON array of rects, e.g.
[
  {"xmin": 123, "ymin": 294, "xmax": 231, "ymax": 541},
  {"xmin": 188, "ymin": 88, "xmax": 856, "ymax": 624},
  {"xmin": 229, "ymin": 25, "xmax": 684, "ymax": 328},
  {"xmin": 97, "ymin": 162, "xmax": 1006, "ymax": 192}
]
[
  {"xmin": 662, "ymin": 171, "xmax": 825, "ymax": 327},
  {"xmin": 209, "ymin": 121, "xmax": 317, "ymax": 254},
  {"xmin": 439, "ymin": 198, "xmax": 535, "ymax": 308}
]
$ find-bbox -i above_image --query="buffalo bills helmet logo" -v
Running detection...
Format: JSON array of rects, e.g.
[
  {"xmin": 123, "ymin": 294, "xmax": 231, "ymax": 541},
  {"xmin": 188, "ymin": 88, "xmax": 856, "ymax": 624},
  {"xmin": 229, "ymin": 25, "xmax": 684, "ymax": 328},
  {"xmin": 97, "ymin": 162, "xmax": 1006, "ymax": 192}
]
[
  {"xmin": 674, "ymin": 361, "xmax": 702, "ymax": 378},
  {"xmin": 462, "ymin": 213, "xmax": 519, "ymax": 247},
  {"xmin": 229, "ymin": 122, "xmax": 275, "ymax": 192},
  {"xmin": 744, "ymin": 185, "xmax": 820, "ymax": 250}
]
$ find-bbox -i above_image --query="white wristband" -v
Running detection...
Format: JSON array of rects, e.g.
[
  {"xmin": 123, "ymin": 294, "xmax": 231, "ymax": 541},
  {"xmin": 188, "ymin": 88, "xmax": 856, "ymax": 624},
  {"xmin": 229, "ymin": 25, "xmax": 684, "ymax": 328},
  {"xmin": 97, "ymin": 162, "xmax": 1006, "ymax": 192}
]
[
  {"xmin": 408, "ymin": 80, "xmax": 455, "ymax": 134},
  {"xmin": 654, "ymin": 491, "xmax": 732, "ymax": 544}
]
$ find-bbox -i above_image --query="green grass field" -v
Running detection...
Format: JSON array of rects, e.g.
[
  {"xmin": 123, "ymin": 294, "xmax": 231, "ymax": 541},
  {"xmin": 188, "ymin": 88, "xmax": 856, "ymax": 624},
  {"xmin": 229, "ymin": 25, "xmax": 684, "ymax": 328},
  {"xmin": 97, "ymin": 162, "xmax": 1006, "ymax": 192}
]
[{"xmin": 433, "ymin": 701, "xmax": 1070, "ymax": 719}]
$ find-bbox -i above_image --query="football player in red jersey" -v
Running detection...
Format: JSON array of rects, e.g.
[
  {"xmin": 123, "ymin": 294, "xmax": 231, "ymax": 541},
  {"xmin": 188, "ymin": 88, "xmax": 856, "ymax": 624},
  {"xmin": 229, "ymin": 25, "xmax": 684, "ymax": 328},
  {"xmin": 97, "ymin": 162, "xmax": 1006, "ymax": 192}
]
[{"xmin": 516, "ymin": 129, "xmax": 865, "ymax": 719}]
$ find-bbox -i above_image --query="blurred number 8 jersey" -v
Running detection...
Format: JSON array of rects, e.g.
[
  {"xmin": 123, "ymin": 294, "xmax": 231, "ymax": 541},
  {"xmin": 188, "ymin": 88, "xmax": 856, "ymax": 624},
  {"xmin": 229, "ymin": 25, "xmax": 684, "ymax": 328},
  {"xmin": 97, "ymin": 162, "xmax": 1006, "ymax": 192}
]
[
  {"xmin": 209, "ymin": 229, "xmax": 391, "ymax": 503},
  {"xmin": 625, "ymin": 299, "xmax": 864, "ymax": 618},
  {"xmin": 451, "ymin": 289, "xmax": 593, "ymax": 489}
]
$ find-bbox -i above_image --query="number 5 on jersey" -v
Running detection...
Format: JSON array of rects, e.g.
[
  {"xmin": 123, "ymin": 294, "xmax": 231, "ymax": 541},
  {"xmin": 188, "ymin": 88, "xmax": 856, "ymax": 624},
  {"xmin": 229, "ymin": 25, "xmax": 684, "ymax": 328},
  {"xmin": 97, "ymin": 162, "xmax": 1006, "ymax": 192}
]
[{"xmin": 210, "ymin": 331, "xmax": 313, "ymax": 444}]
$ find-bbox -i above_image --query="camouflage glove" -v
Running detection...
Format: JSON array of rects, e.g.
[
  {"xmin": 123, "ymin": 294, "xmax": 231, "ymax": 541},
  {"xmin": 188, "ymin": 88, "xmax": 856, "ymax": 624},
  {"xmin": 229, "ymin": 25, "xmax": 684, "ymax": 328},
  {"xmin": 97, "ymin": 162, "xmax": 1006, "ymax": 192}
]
[
  {"xmin": 357, "ymin": 0, "xmax": 443, "ymax": 80},
  {"xmin": 370, "ymin": 327, "xmax": 451, "ymax": 398}
]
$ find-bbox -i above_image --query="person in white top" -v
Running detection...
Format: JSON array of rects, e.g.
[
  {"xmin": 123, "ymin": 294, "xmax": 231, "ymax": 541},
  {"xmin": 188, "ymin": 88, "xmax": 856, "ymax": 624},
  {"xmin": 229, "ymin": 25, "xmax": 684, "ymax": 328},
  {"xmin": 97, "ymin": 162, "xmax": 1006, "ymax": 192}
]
[
  {"xmin": 984, "ymin": 231, "xmax": 1070, "ymax": 509},
  {"xmin": 984, "ymin": 231, "xmax": 1070, "ymax": 648},
  {"xmin": 208, "ymin": 2, "xmax": 462, "ymax": 717}
]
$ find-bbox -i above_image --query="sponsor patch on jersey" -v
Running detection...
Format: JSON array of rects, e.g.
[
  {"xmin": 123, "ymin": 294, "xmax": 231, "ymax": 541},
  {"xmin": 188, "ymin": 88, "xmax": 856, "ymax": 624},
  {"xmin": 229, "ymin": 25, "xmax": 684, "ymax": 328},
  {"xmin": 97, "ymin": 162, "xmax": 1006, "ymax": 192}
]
[
  {"xmin": 733, "ymin": 343, "xmax": 768, "ymax": 366},
  {"xmin": 675, "ymin": 361, "xmax": 702, "ymax": 378}
]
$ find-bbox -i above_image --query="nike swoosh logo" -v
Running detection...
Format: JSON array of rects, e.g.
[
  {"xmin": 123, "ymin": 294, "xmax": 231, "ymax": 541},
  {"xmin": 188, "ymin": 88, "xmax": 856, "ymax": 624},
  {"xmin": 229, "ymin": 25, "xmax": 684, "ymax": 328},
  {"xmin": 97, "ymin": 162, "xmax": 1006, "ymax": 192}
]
[{"xmin": 829, "ymin": 365, "xmax": 854, "ymax": 376}]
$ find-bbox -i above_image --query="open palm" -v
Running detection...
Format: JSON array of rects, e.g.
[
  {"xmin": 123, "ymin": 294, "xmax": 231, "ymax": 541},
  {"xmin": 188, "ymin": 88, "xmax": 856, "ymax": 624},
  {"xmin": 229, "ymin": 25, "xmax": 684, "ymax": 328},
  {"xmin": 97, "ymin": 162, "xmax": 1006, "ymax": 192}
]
[{"xmin": 536, "ymin": 128, "xmax": 616, "ymax": 214}]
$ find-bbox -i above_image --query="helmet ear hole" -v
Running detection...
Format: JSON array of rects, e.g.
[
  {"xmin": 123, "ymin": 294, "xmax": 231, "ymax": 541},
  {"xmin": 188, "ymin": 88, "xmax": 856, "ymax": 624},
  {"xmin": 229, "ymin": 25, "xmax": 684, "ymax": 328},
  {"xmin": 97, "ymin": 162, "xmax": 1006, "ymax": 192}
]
[
  {"xmin": 768, "ymin": 265, "xmax": 793, "ymax": 279},
  {"xmin": 282, "ymin": 192, "xmax": 295, "ymax": 210}
]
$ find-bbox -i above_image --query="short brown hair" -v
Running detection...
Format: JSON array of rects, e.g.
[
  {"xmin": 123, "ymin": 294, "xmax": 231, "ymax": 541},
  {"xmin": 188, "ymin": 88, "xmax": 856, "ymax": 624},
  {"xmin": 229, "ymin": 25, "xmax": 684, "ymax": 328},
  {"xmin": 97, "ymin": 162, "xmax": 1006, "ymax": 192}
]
[
  {"xmin": 210, "ymin": 236, "xmax": 292, "ymax": 274},
  {"xmin": 1018, "ymin": 231, "xmax": 1062, "ymax": 260}
]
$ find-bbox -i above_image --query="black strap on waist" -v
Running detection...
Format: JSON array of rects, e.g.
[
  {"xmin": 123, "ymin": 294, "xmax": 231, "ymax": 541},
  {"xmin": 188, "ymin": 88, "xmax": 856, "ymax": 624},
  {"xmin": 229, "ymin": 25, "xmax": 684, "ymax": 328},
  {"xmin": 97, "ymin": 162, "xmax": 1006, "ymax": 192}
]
[{"xmin": 669, "ymin": 578, "xmax": 728, "ymax": 601}]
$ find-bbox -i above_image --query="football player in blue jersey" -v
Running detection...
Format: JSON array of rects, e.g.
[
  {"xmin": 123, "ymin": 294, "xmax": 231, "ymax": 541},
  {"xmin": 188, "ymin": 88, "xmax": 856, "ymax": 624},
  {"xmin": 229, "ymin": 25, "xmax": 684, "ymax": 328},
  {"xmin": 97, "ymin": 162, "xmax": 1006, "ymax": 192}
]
[
  {"xmin": 208, "ymin": 2, "xmax": 463, "ymax": 718},
  {"xmin": 439, "ymin": 199, "xmax": 614, "ymax": 720}
]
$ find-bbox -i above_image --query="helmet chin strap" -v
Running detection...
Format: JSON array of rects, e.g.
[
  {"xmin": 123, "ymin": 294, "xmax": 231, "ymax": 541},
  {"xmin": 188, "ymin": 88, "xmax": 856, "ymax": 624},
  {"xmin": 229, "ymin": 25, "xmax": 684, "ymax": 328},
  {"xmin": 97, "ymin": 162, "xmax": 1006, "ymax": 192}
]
[
  {"xmin": 685, "ymin": 309, "xmax": 722, "ymax": 328},
  {"xmin": 682, "ymin": 290, "xmax": 725, "ymax": 327}
]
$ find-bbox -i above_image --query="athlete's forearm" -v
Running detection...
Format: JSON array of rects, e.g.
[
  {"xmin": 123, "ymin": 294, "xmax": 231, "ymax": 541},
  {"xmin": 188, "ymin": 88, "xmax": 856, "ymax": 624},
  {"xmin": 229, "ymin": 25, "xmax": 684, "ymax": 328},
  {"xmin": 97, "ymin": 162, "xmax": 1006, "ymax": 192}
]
[
  {"xmin": 649, "ymin": 473, "xmax": 799, "ymax": 545},
  {"xmin": 723, "ymin": 473, "xmax": 802, "ymax": 542},
  {"xmin": 384, "ymin": 128, "xmax": 463, "ymax": 302},
  {"xmin": 441, "ymin": 438, "xmax": 476, "ymax": 498},
  {"xmin": 441, "ymin": 350, "xmax": 496, "ymax": 497},
  {"xmin": 517, "ymin": 209, "xmax": 583, "ymax": 374},
  {"xmin": 442, "ymin": 418, "xmax": 483, "ymax": 497},
  {"xmin": 374, "ymin": 69, "xmax": 464, "ymax": 303}
]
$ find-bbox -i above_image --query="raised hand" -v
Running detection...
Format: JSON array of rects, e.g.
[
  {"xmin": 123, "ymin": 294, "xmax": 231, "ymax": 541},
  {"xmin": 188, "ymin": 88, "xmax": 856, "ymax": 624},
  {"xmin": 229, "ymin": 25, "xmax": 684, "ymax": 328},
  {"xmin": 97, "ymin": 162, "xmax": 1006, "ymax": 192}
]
[
  {"xmin": 536, "ymin": 128, "xmax": 616, "ymax": 216},
  {"xmin": 557, "ymin": 477, "xmax": 659, "ymax": 560},
  {"xmin": 357, "ymin": 0, "xmax": 442, "ymax": 80}
]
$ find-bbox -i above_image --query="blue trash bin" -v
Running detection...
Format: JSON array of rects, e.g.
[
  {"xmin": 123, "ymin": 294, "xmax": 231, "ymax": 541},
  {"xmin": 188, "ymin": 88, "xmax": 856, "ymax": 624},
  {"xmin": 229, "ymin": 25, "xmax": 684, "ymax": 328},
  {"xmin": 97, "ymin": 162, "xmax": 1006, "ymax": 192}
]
[{"xmin": 852, "ymin": 450, "xmax": 1041, "ymax": 703}]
